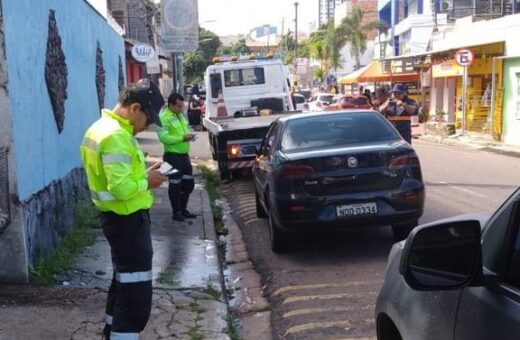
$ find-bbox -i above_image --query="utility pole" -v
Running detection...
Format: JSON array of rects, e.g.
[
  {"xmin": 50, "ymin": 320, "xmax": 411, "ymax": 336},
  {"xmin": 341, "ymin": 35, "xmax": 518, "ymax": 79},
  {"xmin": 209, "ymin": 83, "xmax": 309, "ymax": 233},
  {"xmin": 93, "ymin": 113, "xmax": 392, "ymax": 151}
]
[
  {"xmin": 294, "ymin": 1, "xmax": 299, "ymax": 58},
  {"xmin": 281, "ymin": 18, "xmax": 285, "ymax": 54}
]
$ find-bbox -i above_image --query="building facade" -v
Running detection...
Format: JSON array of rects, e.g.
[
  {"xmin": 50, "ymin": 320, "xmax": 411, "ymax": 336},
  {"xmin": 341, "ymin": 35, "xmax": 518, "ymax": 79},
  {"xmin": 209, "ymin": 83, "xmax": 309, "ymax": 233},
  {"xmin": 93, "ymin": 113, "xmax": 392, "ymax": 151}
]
[
  {"xmin": 320, "ymin": 0, "xmax": 346, "ymax": 26},
  {"xmin": 0, "ymin": 0, "xmax": 125, "ymax": 282}
]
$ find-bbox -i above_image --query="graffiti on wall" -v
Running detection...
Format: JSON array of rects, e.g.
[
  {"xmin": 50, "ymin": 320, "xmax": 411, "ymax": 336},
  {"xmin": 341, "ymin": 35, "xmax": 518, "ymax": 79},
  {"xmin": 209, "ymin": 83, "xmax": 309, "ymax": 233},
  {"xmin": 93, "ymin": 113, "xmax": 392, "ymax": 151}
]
[
  {"xmin": 95, "ymin": 41, "xmax": 105, "ymax": 111},
  {"xmin": 44, "ymin": 10, "xmax": 68, "ymax": 133}
]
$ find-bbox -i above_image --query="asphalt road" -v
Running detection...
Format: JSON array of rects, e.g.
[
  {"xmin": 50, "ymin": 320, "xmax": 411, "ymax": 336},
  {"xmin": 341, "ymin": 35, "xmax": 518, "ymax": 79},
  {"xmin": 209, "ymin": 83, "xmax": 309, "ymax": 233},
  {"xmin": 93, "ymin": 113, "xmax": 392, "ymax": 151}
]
[{"xmin": 219, "ymin": 139, "xmax": 520, "ymax": 340}]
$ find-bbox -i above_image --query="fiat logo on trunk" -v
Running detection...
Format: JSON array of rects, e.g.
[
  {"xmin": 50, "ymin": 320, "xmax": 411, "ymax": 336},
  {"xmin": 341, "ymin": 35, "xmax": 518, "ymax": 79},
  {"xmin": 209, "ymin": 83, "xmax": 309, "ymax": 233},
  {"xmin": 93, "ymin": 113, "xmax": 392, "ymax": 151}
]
[{"xmin": 347, "ymin": 157, "xmax": 358, "ymax": 168}]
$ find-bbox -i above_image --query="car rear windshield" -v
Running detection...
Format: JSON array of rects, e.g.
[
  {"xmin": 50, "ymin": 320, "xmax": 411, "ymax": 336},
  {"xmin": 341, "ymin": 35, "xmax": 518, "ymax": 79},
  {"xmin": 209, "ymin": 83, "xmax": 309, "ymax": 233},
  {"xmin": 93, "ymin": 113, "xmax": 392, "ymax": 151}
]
[
  {"xmin": 351, "ymin": 97, "xmax": 369, "ymax": 105},
  {"xmin": 295, "ymin": 95, "xmax": 306, "ymax": 104},
  {"xmin": 319, "ymin": 95, "xmax": 334, "ymax": 103},
  {"xmin": 281, "ymin": 112, "xmax": 401, "ymax": 151}
]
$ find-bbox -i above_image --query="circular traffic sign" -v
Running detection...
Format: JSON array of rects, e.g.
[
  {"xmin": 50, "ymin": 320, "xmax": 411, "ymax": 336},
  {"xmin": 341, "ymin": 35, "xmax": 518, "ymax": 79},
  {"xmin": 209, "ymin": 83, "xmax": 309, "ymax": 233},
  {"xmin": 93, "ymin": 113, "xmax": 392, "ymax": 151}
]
[{"xmin": 455, "ymin": 49, "xmax": 474, "ymax": 67}]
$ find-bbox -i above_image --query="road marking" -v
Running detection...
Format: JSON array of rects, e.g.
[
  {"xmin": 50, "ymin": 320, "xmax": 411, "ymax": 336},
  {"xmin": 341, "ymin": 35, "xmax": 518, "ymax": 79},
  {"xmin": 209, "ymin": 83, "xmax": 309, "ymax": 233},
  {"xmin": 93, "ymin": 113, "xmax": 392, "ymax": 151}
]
[
  {"xmin": 431, "ymin": 181, "xmax": 486, "ymax": 198},
  {"xmin": 273, "ymin": 281, "xmax": 381, "ymax": 297},
  {"xmin": 284, "ymin": 319, "xmax": 373, "ymax": 337},
  {"xmin": 282, "ymin": 292, "xmax": 376, "ymax": 305},
  {"xmin": 283, "ymin": 304, "xmax": 374, "ymax": 318},
  {"xmin": 450, "ymin": 185, "xmax": 486, "ymax": 198}
]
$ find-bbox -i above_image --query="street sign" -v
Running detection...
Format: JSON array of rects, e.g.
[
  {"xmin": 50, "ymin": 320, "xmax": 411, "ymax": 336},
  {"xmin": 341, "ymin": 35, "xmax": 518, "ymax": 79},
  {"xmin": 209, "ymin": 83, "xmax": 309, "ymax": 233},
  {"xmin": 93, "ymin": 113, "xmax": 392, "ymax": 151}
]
[
  {"xmin": 160, "ymin": 0, "xmax": 199, "ymax": 53},
  {"xmin": 131, "ymin": 43, "xmax": 155, "ymax": 63},
  {"xmin": 455, "ymin": 49, "xmax": 474, "ymax": 67},
  {"xmin": 456, "ymin": 48, "xmax": 474, "ymax": 135}
]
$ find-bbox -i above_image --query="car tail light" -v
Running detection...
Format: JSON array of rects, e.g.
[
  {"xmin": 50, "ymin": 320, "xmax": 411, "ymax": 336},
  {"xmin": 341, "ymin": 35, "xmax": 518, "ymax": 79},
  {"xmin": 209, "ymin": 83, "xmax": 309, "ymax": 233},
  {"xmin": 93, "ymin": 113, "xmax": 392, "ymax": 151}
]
[
  {"xmin": 227, "ymin": 144, "xmax": 241, "ymax": 158},
  {"xmin": 303, "ymin": 103, "xmax": 309, "ymax": 110},
  {"xmin": 404, "ymin": 192, "xmax": 418, "ymax": 202},
  {"xmin": 290, "ymin": 205, "xmax": 308, "ymax": 212},
  {"xmin": 316, "ymin": 101, "xmax": 322, "ymax": 108},
  {"xmin": 279, "ymin": 164, "xmax": 316, "ymax": 179},
  {"xmin": 388, "ymin": 155, "xmax": 409, "ymax": 170}
]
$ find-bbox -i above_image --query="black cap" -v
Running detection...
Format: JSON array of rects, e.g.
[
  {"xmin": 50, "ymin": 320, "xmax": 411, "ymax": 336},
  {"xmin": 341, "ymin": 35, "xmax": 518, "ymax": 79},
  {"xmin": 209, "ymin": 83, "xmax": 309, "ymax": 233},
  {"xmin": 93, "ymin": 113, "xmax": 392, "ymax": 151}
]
[{"xmin": 121, "ymin": 78, "xmax": 165, "ymax": 126}]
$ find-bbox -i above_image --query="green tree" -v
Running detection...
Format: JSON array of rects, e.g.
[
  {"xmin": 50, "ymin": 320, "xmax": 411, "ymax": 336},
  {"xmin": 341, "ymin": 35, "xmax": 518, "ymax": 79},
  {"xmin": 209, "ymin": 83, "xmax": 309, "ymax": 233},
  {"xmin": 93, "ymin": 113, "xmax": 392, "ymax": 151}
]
[
  {"xmin": 232, "ymin": 39, "xmax": 250, "ymax": 55},
  {"xmin": 325, "ymin": 21, "xmax": 342, "ymax": 73},
  {"xmin": 336, "ymin": 7, "xmax": 384, "ymax": 70},
  {"xmin": 184, "ymin": 27, "xmax": 221, "ymax": 84},
  {"xmin": 218, "ymin": 46, "xmax": 233, "ymax": 55}
]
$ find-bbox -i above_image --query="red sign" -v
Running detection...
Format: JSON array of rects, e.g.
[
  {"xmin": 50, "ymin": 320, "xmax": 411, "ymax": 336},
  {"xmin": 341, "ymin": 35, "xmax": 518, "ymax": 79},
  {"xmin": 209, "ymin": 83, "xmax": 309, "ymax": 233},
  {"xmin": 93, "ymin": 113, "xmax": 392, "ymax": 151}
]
[{"xmin": 455, "ymin": 49, "xmax": 474, "ymax": 67}]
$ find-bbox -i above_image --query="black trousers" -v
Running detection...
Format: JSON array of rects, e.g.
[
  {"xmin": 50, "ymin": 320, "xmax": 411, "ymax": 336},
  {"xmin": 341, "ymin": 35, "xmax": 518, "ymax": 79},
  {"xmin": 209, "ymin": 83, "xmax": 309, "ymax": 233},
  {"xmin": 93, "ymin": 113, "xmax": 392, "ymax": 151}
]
[
  {"xmin": 101, "ymin": 210, "xmax": 153, "ymax": 339},
  {"xmin": 391, "ymin": 120, "xmax": 412, "ymax": 144},
  {"xmin": 163, "ymin": 152, "xmax": 195, "ymax": 214}
]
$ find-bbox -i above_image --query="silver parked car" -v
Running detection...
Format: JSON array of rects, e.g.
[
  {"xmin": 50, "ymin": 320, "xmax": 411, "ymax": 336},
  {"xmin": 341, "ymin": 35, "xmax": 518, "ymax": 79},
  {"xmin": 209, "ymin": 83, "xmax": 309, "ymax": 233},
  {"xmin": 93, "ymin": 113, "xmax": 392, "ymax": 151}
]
[{"xmin": 375, "ymin": 189, "xmax": 520, "ymax": 340}]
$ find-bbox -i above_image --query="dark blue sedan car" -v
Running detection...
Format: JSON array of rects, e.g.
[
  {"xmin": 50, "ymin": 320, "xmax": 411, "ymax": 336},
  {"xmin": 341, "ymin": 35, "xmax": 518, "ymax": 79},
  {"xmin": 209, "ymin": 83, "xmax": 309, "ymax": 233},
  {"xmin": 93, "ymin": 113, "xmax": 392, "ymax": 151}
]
[{"xmin": 252, "ymin": 110, "xmax": 425, "ymax": 252}]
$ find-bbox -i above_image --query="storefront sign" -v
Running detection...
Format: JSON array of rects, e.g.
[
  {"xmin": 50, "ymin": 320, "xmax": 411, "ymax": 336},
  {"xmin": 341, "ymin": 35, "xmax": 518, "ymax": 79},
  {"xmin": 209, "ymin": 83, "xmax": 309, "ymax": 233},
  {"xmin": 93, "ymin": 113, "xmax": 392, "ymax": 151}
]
[
  {"xmin": 131, "ymin": 43, "xmax": 155, "ymax": 63},
  {"xmin": 432, "ymin": 60, "xmax": 464, "ymax": 78}
]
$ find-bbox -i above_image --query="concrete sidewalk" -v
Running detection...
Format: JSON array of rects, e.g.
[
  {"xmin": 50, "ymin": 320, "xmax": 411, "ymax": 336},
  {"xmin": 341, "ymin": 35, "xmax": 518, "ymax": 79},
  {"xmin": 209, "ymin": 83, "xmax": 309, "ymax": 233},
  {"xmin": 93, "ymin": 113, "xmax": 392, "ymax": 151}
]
[
  {"xmin": 0, "ymin": 131, "xmax": 230, "ymax": 339},
  {"xmin": 413, "ymin": 123, "xmax": 520, "ymax": 158}
]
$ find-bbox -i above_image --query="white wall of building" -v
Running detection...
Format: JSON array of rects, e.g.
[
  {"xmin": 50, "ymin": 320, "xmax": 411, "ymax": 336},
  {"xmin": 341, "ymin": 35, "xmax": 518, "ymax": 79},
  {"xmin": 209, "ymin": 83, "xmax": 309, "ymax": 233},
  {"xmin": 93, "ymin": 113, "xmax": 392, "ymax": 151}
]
[
  {"xmin": 433, "ymin": 14, "xmax": 520, "ymax": 56},
  {"xmin": 337, "ymin": 41, "xmax": 375, "ymax": 77}
]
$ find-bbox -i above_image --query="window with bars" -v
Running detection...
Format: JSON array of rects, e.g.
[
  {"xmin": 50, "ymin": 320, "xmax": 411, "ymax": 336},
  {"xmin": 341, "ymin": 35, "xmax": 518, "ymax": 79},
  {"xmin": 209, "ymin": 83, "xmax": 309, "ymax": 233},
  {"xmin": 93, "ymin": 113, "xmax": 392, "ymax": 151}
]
[{"xmin": 0, "ymin": 146, "xmax": 9, "ymax": 232}]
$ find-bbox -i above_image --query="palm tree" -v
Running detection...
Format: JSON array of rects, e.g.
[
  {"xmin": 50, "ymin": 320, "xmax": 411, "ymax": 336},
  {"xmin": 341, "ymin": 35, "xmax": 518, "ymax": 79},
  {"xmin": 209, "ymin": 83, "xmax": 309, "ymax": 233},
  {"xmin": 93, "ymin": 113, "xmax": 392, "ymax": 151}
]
[{"xmin": 337, "ymin": 7, "xmax": 385, "ymax": 70}]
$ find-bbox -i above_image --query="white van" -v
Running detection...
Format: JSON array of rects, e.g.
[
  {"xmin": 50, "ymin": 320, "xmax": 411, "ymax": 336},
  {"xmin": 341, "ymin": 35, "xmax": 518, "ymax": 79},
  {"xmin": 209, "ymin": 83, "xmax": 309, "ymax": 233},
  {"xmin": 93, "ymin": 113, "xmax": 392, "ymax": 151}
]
[{"xmin": 203, "ymin": 58, "xmax": 294, "ymax": 119}]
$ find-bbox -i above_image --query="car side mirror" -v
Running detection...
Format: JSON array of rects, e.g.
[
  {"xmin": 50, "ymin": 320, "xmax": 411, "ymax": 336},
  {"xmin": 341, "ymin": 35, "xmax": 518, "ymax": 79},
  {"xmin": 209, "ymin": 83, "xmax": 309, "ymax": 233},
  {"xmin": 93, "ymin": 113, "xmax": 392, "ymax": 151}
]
[{"xmin": 400, "ymin": 220, "xmax": 482, "ymax": 291}]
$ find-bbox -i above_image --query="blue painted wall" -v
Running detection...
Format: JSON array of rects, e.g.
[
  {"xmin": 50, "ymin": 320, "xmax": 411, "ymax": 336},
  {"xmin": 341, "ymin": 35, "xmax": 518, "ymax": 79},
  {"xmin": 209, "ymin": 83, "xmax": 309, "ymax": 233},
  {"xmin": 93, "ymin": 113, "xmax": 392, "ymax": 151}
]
[{"xmin": 2, "ymin": 0, "xmax": 125, "ymax": 200}]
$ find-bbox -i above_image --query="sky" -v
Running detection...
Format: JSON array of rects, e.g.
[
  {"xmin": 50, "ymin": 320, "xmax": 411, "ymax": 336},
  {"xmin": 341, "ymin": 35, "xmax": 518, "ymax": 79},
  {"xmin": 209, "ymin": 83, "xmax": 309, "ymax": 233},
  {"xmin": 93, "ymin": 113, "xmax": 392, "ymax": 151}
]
[{"xmin": 196, "ymin": 0, "xmax": 318, "ymax": 36}]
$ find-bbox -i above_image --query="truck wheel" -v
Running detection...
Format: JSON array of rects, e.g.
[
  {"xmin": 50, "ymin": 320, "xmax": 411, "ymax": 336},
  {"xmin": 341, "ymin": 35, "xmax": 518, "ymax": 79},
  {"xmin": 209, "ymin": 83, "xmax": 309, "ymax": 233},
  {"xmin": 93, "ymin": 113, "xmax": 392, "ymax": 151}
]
[
  {"xmin": 219, "ymin": 168, "xmax": 230, "ymax": 180},
  {"xmin": 391, "ymin": 220, "xmax": 418, "ymax": 241},
  {"xmin": 269, "ymin": 209, "xmax": 289, "ymax": 253}
]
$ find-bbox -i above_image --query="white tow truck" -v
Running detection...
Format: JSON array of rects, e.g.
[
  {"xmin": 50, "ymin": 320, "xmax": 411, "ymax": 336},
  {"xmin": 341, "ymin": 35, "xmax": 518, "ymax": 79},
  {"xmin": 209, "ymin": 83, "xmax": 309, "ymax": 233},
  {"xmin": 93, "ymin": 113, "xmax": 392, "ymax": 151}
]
[{"xmin": 202, "ymin": 56, "xmax": 297, "ymax": 179}]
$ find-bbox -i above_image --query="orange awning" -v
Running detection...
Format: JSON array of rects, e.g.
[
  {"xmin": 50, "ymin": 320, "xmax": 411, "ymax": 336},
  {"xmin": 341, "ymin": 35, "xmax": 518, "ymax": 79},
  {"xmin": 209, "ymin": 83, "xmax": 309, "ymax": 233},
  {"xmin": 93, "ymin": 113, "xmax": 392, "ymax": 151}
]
[{"xmin": 339, "ymin": 60, "xmax": 419, "ymax": 84}]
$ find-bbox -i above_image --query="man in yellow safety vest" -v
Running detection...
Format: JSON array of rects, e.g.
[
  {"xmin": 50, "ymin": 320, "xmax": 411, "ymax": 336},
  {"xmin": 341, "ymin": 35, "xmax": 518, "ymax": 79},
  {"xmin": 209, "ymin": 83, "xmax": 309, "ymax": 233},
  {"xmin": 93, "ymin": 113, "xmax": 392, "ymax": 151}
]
[{"xmin": 80, "ymin": 78, "xmax": 166, "ymax": 340}]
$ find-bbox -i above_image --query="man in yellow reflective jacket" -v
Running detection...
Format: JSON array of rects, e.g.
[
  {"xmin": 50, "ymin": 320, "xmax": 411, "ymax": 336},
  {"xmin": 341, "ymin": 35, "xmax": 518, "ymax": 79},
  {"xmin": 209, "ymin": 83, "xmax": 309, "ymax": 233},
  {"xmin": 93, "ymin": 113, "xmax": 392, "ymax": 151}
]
[
  {"xmin": 80, "ymin": 78, "xmax": 165, "ymax": 340},
  {"xmin": 157, "ymin": 93, "xmax": 197, "ymax": 222}
]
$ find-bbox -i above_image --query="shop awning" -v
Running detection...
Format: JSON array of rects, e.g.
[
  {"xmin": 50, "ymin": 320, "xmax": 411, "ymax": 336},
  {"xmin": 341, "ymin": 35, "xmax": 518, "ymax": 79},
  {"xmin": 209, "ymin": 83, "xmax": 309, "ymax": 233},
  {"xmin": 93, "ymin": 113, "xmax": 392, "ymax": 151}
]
[
  {"xmin": 339, "ymin": 60, "xmax": 420, "ymax": 84},
  {"xmin": 338, "ymin": 64, "xmax": 371, "ymax": 84}
]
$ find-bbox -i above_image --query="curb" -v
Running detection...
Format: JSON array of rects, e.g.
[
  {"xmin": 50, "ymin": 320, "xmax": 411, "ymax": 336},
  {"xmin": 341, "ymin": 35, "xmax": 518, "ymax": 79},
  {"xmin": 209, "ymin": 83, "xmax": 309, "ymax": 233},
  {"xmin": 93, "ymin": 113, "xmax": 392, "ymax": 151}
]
[
  {"xmin": 222, "ymin": 209, "xmax": 273, "ymax": 340},
  {"xmin": 418, "ymin": 134, "xmax": 520, "ymax": 158},
  {"xmin": 201, "ymin": 185, "xmax": 217, "ymax": 241}
]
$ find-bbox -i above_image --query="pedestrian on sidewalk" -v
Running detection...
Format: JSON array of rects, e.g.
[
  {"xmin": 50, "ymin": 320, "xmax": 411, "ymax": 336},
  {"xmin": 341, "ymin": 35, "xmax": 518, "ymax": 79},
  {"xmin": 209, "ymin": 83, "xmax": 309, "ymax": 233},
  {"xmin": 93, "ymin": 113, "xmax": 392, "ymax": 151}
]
[
  {"xmin": 157, "ymin": 93, "xmax": 198, "ymax": 222},
  {"xmin": 379, "ymin": 83, "xmax": 418, "ymax": 144},
  {"xmin": 80, "ymin": 78, "xmax": 166, "ymax": 340}
]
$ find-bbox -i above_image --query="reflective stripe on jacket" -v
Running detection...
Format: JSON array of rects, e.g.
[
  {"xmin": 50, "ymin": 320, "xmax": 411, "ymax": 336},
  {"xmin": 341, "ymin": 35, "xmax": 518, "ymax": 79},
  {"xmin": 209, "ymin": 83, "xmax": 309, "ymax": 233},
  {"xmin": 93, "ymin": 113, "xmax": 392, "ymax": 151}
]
[
  {"xmin": 80, "ymin": 109, "xmax": 152, "ymax": 215},
  {"xmin": 157, "ymin": 107, "xmax": 190, "ymax": 154}
]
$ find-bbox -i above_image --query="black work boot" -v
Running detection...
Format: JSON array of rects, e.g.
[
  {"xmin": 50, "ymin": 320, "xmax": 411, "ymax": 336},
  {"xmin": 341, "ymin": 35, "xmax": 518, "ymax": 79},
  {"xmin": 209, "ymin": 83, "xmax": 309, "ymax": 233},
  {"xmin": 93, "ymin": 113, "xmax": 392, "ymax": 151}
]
[
  {"xmin": 172, "ymin": 211, "xmax": 185, "ymax": 221},
  {"xmin": 182, "ymin": 210, "xmax": 197, "ymax": 219},
  {"xmin": 181, "ymin": 194, "xmax": 196, "ymax": 218}
]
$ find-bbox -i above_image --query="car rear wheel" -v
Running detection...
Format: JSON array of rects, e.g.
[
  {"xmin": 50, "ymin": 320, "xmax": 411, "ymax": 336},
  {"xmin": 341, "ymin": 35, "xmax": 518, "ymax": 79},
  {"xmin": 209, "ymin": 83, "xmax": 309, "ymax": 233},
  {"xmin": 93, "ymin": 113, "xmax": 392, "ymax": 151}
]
[
  {"xmin": 269, "ymin": 209, "xmax": 289, "ymax": 253},
  {"xmin": 255, "ymin": 191, "xmax": 267, "ymax": 218},
  {"xmin": 391, "ymin": 220, "xmax": 418, "ymax": 241}
]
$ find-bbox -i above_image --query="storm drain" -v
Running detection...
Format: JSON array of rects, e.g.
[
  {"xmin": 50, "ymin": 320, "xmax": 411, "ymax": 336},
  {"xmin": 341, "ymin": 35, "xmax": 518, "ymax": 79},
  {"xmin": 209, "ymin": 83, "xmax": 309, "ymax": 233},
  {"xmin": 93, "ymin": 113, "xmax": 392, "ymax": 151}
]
[{"xmin": 0, "ymin": 146, "xmax": 10, "ymax": 233}]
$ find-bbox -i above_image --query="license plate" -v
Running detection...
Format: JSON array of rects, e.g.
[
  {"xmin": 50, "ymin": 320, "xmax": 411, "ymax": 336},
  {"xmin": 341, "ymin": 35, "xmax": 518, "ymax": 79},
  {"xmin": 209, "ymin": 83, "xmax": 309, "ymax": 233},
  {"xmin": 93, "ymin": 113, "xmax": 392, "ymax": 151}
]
[{"xmin": 336, "ymin": 202, "xmax": 378, "ymax": 217}]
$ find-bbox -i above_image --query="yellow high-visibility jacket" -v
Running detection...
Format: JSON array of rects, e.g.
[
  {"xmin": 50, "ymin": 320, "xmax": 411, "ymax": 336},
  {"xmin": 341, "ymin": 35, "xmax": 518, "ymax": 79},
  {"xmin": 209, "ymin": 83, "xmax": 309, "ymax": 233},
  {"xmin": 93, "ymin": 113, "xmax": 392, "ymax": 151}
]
[
  {"xmin": 157, "ymin": 107, "xmax": 190, "ymax": 154},
  {"xmin": 80, "ymin": 109, "xmax": 152, "ymax": 215}
]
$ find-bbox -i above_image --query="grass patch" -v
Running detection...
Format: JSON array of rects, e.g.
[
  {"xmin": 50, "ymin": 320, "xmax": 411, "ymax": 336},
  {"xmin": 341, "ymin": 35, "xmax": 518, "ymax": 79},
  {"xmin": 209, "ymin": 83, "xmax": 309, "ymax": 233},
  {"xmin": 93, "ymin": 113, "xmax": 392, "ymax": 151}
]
[
  {"xmin": 157, "ymin": 271, "xmax": 180, "ymax": 285},
  {"xmin": 228, "ymin": 314, "xmax": 242, "ymax": 340},
  {"xmin": 203, "ymin": 284, "xmax": 222, "ymax": 301},
  {"xmin": 190, "ymin": 301, "xmax": 206, "ymax": 314},
  {"xmin": 197, "ymin": 165, "xmax": 223, "ymax": 223},
  {"xmin": 187, "ymin": 327, "xmax": 204, "ymax": 340},
  {"xmin": 30, "ymin": 201, "xmax": 99, "ymax": 285}
]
